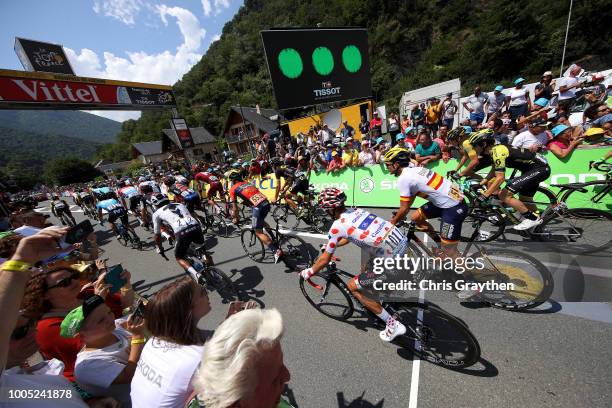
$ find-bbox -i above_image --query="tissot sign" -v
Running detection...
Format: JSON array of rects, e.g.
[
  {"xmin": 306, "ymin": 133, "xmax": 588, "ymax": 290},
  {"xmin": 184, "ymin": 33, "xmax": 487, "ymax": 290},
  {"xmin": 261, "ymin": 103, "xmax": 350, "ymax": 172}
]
[
  {"xmin": 261, "ymin": 28, "xmax": 372, "ymax": 109},
  {"xmin": 0, "ymin": 69, "xmax": 175, "ymax": 110}
]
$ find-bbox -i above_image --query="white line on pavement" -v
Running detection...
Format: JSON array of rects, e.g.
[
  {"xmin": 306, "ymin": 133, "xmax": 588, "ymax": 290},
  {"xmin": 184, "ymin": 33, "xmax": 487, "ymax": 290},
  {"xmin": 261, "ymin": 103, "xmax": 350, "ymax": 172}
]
[{"xmin": 408, "ymin": 288, "xmax": 425, "ymax": 408}]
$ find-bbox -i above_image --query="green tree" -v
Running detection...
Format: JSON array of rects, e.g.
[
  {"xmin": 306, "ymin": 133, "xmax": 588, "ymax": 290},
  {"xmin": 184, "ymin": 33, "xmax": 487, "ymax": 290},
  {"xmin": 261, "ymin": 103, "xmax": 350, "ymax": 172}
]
[{"xmin": 44, "ymin": 157, "xmax": 102, "ymax": 186}]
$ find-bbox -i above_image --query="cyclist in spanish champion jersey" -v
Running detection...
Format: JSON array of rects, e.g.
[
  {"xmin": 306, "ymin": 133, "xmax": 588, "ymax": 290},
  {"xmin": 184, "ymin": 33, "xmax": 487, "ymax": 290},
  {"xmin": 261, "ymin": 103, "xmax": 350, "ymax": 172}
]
[
  {"xmin": 385, "ymin": 146, "xmax": 468, "ymax": 258},
  {"xmin": 473, "ymin": 131, "xmax": 551, "ymax": 230},
  {"xmin": 300, "ymin": 188, "xmax": 409, "ymax": 342},
  {"xmin": 227, "ymin": 170, "xmax": 284, "ymax": 263}
]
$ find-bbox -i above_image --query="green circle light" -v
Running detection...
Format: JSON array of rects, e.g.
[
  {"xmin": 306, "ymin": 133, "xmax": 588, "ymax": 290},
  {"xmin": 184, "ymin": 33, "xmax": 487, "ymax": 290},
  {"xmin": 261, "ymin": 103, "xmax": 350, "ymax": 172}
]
[
  {"xmin": 342, "ymin": 45, "xmax": 362, "ymax": 73},
  {"xmin": 312, "ymin": 46, "xmax": 334, "ymax": 76},
  {"xmin": 278, "ymin": 48, "xmax": 303, "ymax": 79}
]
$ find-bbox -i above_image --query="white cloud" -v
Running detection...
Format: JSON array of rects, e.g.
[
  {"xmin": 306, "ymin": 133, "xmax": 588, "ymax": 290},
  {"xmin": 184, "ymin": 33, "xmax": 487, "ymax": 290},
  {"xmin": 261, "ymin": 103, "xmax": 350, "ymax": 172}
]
[
  {"xmin": 212, "ymin": 33, "xmax": 221, "ymax": 42},
  {"xmin": 68, "ymin": 5, "xmax": 206, "ymax": 122},
  {"xmin": 93, "ymin": 0, "xmax": 142, "ymax": 26},
  {"xmin": 201, "ymin": 0, "xmax": 212, "ymax": 17},
  {"xmin": 214, "ymin": 0, "xmax": 230, "ymax": 15}
]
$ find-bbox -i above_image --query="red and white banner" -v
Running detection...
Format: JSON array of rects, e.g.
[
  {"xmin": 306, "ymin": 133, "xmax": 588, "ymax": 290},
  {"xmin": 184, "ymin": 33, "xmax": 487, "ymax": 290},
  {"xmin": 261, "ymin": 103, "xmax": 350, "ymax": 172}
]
[{"xmin": 0, "ymin": 69, "xmax": 176, "ymax": 110}]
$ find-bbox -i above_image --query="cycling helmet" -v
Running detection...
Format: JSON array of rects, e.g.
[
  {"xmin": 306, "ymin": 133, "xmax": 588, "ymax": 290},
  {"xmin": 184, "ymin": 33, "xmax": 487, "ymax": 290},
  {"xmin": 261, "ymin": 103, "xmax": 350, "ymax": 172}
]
[
  {"xmin": 162, "ymin": 176, "xmax": 175, "ymax": 186},
  {"xmin": 468, "ymin": 128, "xmax": 495, "ymax": 147},
  {"xmin": 150, "ymin": 193, "xmax": 170, "ymax": 209},
  {"xmin": 383, "ymin": 146, "xmax": 412, "ymax": 165},
  {"xmin": 446, "ymin": 126, "xmax": 466, "ymax": 142},
  {"xmin": 318, "ymin": 188, "xmax": 347, "ymax": 210},
  {"xmin": 226, "ymin": 170, "xmax": 243, "ymax": 182}
]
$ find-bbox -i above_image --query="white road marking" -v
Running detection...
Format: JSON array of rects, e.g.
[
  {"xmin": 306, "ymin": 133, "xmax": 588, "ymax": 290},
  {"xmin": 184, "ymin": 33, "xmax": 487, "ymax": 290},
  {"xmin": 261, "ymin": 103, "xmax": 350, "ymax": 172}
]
[{"xmin": 409, "ymin": 288, "xmax": 425, "ymax": 408}]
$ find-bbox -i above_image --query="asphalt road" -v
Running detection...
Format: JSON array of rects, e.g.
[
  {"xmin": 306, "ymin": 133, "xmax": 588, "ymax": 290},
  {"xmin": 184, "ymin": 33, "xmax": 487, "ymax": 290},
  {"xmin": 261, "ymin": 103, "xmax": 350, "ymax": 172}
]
[{"xmin": 36, "ymin": 201, "xmax": 612, "ymax": 408}]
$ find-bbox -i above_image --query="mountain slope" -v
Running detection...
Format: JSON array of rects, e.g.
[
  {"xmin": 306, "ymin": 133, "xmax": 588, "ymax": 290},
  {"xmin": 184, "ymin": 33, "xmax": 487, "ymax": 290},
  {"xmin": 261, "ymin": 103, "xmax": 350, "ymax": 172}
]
[{"xmin": 0, "ymin": 110, "xmax": 121, "ymax": 144}]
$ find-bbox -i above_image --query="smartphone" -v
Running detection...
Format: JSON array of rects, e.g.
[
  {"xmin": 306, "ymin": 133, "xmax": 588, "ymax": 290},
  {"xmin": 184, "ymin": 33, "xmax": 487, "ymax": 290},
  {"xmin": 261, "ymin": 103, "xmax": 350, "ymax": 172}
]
[
  {"xmin": 133, "ymin": 298, "xmax": 146, "ymax": 319},
  {"xmin": 65, "ymin": 219, "xmax": 94, "ymax": 244},
  {"xmin": 105, "ymin": 264, "xmax": 126, "ymax": 294}
]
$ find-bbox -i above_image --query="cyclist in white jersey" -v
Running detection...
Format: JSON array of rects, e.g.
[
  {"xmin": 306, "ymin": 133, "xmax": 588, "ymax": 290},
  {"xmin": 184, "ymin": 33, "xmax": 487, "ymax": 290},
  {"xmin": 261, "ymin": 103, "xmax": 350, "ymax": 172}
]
[
  {"xmin": 385, "ymin": 146, "xmax": 468, "ymax": 258},
  {"xmin": 151, "ymin": 193, "xmax": 210, "ymax": 282},
  {"xmin": 300, "ymin": 188, "xmax": 408, "ymax": 342}
]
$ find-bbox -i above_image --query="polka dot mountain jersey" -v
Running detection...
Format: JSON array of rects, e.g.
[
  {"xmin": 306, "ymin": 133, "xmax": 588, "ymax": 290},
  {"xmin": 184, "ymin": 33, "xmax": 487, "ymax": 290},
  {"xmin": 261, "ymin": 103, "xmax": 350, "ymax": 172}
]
[{"xmin": 325, "ymin": 209, "xmax": 406, "ymax": 256}]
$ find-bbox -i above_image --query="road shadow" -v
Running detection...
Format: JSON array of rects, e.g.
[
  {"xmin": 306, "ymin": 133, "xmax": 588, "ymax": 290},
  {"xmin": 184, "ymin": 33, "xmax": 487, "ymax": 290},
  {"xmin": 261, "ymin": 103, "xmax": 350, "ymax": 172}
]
[
  {"xmin": 337, "ymin": 391, "xmax": 384, "ymax": 407},
  {"xmin": 133, "ymin": 272, "xmax": 185, "ymax": 298},
  {"xmin": 227, "ymin": 265, "xmax": 266, "ymax": 306}
]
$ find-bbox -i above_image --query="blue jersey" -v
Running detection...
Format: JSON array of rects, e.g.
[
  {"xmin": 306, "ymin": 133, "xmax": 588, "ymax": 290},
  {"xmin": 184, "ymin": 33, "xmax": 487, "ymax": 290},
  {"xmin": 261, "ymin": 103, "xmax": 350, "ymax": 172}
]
[
  {"xmin": 92, "ymin": 187, "xmax": 111, "ymax": 196},
  {"xmin": 96, "ymin": 198, "xmax": 124, "ymax": 213}
]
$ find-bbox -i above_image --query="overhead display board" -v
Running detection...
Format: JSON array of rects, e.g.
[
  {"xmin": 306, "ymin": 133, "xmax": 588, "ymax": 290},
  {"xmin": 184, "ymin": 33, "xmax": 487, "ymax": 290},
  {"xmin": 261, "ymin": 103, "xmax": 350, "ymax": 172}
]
[
  {"xmin": 14, "ymin": 37, "xmax": 75, "ymax": 75},
  {"xmin": 0, "ymin": 69, "xmax": 176, "ymax": 110},
  {"xmin": 261, "ymin": 28, "xmax": 372, "ymax": 109}
]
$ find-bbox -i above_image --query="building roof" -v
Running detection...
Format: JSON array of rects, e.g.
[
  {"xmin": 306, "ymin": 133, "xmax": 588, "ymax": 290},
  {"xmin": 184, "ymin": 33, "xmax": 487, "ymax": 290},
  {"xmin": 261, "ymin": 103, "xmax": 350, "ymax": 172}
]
[
  {"xmin": 132, "ymin": 141, "xmax": 163, "ymax": 156},
  {"xmin": 97, "ymin": 161, "xmax": 132, "ymax": 172},
  {"xmin": 162, "ymin": 126, "xmax": 217, "ymax": 150},
  {"xmin": 225, "ymin": 106, "xmax": 283, "ymax": 134}
]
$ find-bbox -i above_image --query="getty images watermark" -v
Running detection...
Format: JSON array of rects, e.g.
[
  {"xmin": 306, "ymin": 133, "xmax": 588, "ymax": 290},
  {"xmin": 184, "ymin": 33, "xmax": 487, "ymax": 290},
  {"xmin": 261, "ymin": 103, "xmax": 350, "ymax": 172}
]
[{"xmin": 370, "ymin": 254, "xmax": 516, "ymax": 292}]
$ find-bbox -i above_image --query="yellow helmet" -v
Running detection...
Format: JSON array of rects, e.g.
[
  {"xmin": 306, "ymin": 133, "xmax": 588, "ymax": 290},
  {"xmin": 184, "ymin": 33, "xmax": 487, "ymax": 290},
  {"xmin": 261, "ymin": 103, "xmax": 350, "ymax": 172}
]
[{"xmin": 383, "ymin": 146, "xmax": 412, "ymax": 165}]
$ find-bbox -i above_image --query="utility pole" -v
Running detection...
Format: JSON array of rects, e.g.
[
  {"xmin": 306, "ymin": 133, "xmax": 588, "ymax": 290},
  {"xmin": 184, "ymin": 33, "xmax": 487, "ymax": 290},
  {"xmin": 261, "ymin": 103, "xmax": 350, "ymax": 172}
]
[{"xmin": 559, "ymin": 0, "xmax": 573, "ymax": 76}]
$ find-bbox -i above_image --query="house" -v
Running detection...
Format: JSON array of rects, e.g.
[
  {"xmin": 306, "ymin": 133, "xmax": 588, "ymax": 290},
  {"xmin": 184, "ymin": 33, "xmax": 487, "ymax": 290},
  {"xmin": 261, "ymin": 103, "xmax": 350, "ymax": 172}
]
[
  {"xmin": 223, "ymin": 106, "xmax": 283, "ymax": 155},
  {"xmin": 96, "ymin": 160, "xmax": 132, "ymax": 176},
  {"xmin": 131, "ymin": 141, "xmax": 170, "ymax": 164},
  {"xmin": 161, "ymin": 126, "xmax": 219, "ymax": 162}
]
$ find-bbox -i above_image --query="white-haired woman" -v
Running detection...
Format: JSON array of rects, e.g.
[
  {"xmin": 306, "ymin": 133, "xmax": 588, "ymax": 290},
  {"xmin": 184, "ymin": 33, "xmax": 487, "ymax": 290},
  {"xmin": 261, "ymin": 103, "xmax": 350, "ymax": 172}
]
[{"xmin": 193, "ymin": 309, "xmax": 291, "ymax": 408}]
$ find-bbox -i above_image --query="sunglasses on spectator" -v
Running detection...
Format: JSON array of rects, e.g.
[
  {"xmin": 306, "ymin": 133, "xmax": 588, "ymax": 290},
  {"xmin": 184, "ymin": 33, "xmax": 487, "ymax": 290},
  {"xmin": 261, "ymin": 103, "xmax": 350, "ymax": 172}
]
[
  {"xmin": 11, "ymin": 318, "xmax": 36, "ymax": 340},
  {"xmin": 46, "ymin": 271, "xmax": 80, "ymax": 290},
  {"xmin": 597, "ymin": 107, "xmax": 608, "ymax": 113}
]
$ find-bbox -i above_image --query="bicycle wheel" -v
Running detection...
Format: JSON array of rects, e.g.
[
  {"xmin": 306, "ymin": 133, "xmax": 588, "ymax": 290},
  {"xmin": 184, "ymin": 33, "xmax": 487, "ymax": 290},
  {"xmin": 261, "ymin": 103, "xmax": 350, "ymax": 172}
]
[
  {"xmin": 394, "ymin": 303, "xmax": 481, "ymax": 368},
  {"xmin": 240, "ymin": 228, "xmax": 266, "ymax": 262},
  {"xmin": 212, "ymin": 214, "xmax": 234, "ymax": 238},
  {"xmin": 280, "ymin": 235, "xmax": 313, "ymax": 271},
  {"xmin": 536, "ymin": 208, "xmax": 612, "ymax": 254},
  {"xmin": 117, "ymin": 232, "xmax": 129, "ymax": 247},
  {"xmin": 460, "ymin": 208, "xmax": 506, "ymax": 242},
  {"xmin": 528, "ymin": 186, "xmax": 558, "ymax": 214},
  {"xmin": 468, "ymin": 248, "xmax": 553, "ymax": 310},
  {"xmin": 308, "ymin": 208, "xmax": 332, "ymax": 234},
  {"xmin": 560, "ymin": 182, "xmax": 612, "ymax": 212},
  {"xmin": 272, "ymin": 204, "xmax": 300, "ymax": 230},
  {"xmin": 299, "ymin": 274, "xmax": 354, "ymax": 321},
  {"xmin": 204, "ymin": 267, "xmax": 240, "ymax": 303}
]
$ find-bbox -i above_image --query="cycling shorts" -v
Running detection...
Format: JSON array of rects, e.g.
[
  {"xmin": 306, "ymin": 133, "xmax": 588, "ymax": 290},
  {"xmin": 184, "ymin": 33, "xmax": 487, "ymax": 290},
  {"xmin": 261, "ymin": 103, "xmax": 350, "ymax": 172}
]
[
  {"xmin": 128, "ymin": 195, "xmax": 143, "ymax": 212},
  {"xmin": 54, "ymin": 204, "xmax": 70, "ymax": 214},
  {"xmin": 183, "ymin": 195, "xmax": 201, "ymax": 213},
  {"xmin": 81, "ymin": 195, "xmax": 93, "ymax": 205},
  {"xmin": 251, "ymin": 202, "xmax": 271, "ymax": 230},
  {"xmin": 108, "ymin": 207, "xmax": 128, "ymax": 225},
  {"xmin": 506, "ymin": 166, "xmax": 550, "ymax": 198},
  {"xmin": 174, "ymin": 224, "xmax": 205, "ymax": 259},
  {"xmin": 207, "ymin": 182, "xmax": 223, "ymax": 198},
  {"xmin": 419, "ymin": 201, "xmax": 468, "ymax": 243},
  {"xmin": 290, "ymin": 179, "xmax": 309, "ymax": 195}
]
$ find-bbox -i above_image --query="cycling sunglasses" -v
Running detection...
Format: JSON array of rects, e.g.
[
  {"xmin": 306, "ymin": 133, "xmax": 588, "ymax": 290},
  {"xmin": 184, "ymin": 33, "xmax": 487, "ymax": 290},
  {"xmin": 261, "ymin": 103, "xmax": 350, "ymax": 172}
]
[
  {"xmin": 11, "ymin": 318, "xmax": 36, "ymax": 340},
  {"xmin": 46, "ymin": 271, "xmax": 80, "ymax": 290}
]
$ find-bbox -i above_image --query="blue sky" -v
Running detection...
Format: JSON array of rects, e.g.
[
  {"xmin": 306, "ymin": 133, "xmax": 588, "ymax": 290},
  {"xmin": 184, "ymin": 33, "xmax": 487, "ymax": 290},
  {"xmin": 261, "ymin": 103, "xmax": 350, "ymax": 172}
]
[{"xmin": 0, "ymin": 0, "xmax": 242, "ymax": 121}]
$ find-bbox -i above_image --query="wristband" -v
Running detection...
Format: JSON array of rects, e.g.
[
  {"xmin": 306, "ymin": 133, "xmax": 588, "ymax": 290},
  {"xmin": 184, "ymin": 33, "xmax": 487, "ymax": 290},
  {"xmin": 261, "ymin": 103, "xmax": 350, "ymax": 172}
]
[
  {"xmin": 131, "ymin": 338, "xmax": 146, "ymax": 345},
  {"xmin": 1, "ymin": 260, "xmax": 33, "ymax": 273}
]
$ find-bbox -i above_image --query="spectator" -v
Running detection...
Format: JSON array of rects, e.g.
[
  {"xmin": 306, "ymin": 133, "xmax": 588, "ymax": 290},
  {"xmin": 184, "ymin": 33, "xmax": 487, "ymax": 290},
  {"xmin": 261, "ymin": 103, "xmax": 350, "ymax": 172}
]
[
  {"xmin": 193, "ymin": 309, "xmax": 290, "ymax": 408},
  {"xmin": 463, "ymin": 85, "xmax": 489, "ymax": 126},
  {"xmin": 306, "ymin": 128, "xmax": 316, "ymax": 147},
  {"xmin": 585, "ymin": 74, "xmax": 607, "ymax": 107},
  {"xmin": 130, "ymin": 277, "xmax": 210, "ymax": 408},
  {"xmin": 516, "ymin": 100, "xmax": 551, "ymax": 130},
  {"xmin": 584, "ymin": 103, "xmax": 609, "ymax": 124},
  {"xmin": 326, "ymin": 151, "xmax": 344, "ymax": 174},
  {"xmin": 548, "ymin": 124, "xmax": 584, "ymax": 159},
  {"xmin": 424, "ymin": 98, "xmax": 441, "ymax": 134},
  {"xmin": 320, "ymin": 124, "xmax": 334, "ymax": 144},
  {"xmin": 401, "ymin": 115, "xmax": 411, "ymax": 133},
  {"xmin": 310, "ymin": 144, "xmax": 328, "ymax": 172},
  {"xmin": 342, "ymin": 139, "xmax": 359, "ymax": 167},
  {"xmin": 511, "ymin": 118, "xmax": 549, "ymax": 151},
  {"xmin": 411, "ymin": 104, "xmax": 425, "ymax": 129},
  {"xmin": 372, "ymin": 137, "xmax": 386, "ymax": 164},
  {"xmin": 557, "ymin": 64, "xmax": 583, "ymax": 113},
  {"xmin": 403, "ymin": 127, "xmax": 417, "ymax": 149},
  {"xmin": 439, "ymin": 93, "xmax": 458, "ymax": 129},
  {"xmin": 488, "ymin": 118, "xmax": 509, "ymax": 145},
  {"xmin": 508, "ymin": 77, "xmax": 532, "ymax": 120},
  {"xmin": 10, "ymin": 209, "xmax": 53, "ymax": 230},
  {"xmin": 340, "ymin": 121, "xmax": 355, "ymax": 141},
  {"xmin": 62, "ymin": 295, "xmax": 145, "ymax": 404},
  {"xmin": 396, "ymin": 134, "xmax": 407, "ymax": 149},
  {"xmin": 433, "ymin": 125, "xmax": 451, "ymax": 163},
  {"xmin": 592, "ymin": 113, "xmax": 612, "ymax": 132},
  {"xmin": 370, "ymin": 112, "xmax": 383, "ymax": 138},
  {"xmin": 485, "ymin": 85, "xmax": 507, "ymax": 121},
  {"xmin": 358, "ymin": 116, "xmax": 370, "ymax": 138},
  {"xmin": 535, "ymin": 71, "xmax": 555, "ymax": 100},
  {"xmin": 415, "ymin": 131, "xmax": 441, "ymax": 166},
  {"xmin": 358, "ymin": 141, "xmax": 375, "ymax": 166},
  {"xmin": 388, "ymin": 112, "xmax": 401, "ymax": 145}
]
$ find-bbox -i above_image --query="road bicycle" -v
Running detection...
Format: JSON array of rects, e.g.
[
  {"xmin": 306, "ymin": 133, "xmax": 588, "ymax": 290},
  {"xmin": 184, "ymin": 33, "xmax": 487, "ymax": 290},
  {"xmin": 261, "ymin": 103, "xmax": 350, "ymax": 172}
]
[
  {"xmin": 299, "ymin": 256, "xmax": 481, "ymax": 368},
  {"xmin": 552, "ymin": 160, "xmax": 611, "ymax": 211},
  {"xmin": 396, "ymin": 218, "xmax": 554, "ymax": 310},
  {"xmin": 272, "ymin": 186, "xmax": 331, "ymax": 233},
  {"xmin": 240, "ymin": 211, "xmax": 313, "ymax": 271},
  {"xmin": 114, "ymin": 220, "xmax": 143, "ymax": 250},
  {"xmin": 185, "ymin": 243, "xmax": 240, "ymax": 303}
]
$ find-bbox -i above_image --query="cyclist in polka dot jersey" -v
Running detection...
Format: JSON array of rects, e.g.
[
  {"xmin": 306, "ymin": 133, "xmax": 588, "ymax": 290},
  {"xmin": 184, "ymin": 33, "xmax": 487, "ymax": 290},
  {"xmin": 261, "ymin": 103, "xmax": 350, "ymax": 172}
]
[{"xmin": 300, "ymin": 188, "xmax": 409, "ymax": 342}]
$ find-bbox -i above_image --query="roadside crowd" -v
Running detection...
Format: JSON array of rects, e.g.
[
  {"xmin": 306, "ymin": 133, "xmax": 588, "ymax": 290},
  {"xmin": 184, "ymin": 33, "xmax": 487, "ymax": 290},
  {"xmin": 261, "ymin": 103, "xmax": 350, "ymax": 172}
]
[{"xmin": 0, "ymin": 200, "xmax": 291, "ymax": 407}]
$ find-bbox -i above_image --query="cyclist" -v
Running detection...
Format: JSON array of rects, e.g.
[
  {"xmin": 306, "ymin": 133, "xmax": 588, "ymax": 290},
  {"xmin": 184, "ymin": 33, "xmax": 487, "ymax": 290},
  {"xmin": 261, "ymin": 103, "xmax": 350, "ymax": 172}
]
[
  {"xmin": 474, "ymin": 131, "xmax": 551, "ymax": 230},
  {"xmin": 137, "ymin": 176, "xmax": 161, "ymax": 228},
  {"xmin": 151, "ymin": 193, "xmax": 212, "ymax": 283},
  {"xmin": 163, "ymin": 176, "xmax": 204, "ymax": 219},
  {"xmin": 385, "ymin": 147, "xmax": 468, "ymax": 258},
  {"xmin": 271, "ymin": 158, "xmax": 310, "ymax": 218},
  {"xmin": 92, "ymin": 184, "xmax": 112, "ymax": 204},
  {"xmin": 194, "ymin": 167, "xmax": 226, "ymax": 212},
  {"xmin": 51, "ymin": 195, "xmax": 76, "ymax": 226},
  {"xmin": 78, "ymin": 188, "xmax": 95, "ymax": 216},
  {"xmin": 96, "ymin": 192, "xmax": 135, "ymax": 239},
  {"xmin": 227, "ymin": 170, "xmax": 283, "ymax": 263},
  {"xmin": 116, "ymin": 179, "xmax": 144, "ymax": 225},
  {"xmin": 299, "ymin": 188, "xmax": 408, "ymax": 342},
  {"xmin": 449, "ymin": 127, "xmax": 493, "ymax": 179}
]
